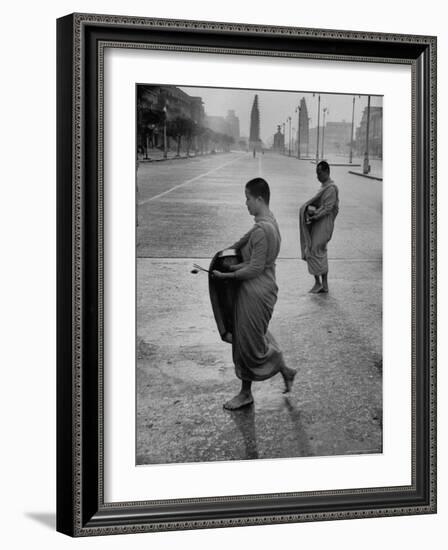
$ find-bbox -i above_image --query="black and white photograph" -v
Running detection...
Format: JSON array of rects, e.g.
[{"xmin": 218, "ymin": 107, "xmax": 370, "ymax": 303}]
[
  {"xmin": 135, "ymin": 84, "xmax": 383, "ymax": 465},
  {"xmin": 1, "ymin": 0, "xmax": 444, "ymax": 543}
]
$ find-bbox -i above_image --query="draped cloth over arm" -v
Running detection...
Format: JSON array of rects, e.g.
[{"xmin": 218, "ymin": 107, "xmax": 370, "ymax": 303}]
[
  {"xmin": 299, "ymin": 182, "xmax": 339, "ymax": 276},
  {"xmin": 208, "ymin": 250, "xmax": 241, "ymax": 344},
  {"xmin": 230, "ymin": 213, "xmax": 287, "ymax": 382}
]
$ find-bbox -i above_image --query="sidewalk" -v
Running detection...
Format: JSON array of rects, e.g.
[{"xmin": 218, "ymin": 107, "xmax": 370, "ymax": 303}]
[
  {"xmin": 277, "ymin": 153, "xmax": 382, "ymax": 179},
  {"xmin": 336, "ymin": 156, "xmax": 383, "ymax": 180},
  {"xmin": 138, "ymin": 148, "xmax": 228, "ymax": 162}
]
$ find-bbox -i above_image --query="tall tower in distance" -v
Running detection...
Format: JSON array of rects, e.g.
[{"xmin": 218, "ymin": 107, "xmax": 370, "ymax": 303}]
[
  {"xmin": 249, "ymin": 94, "xmax": 262, "ymax": 156},
  {"xmin": 298, "ymin": 97, "xmax": 309, "ymax": 157}
]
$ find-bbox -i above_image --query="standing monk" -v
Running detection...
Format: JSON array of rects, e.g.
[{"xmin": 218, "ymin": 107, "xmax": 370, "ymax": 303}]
[
  {"xmin": 299, "ymin": 161, "xmax": 339, "ymax": 293},
  {"xmin": 212, "ymin": 178, "xmax": 296, "ymax": 410}
]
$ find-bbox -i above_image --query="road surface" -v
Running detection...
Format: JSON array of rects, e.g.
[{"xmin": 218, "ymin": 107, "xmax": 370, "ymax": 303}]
[{"xmin": 136, "ymin": 151, "xmax": 382, "ymax": 464}]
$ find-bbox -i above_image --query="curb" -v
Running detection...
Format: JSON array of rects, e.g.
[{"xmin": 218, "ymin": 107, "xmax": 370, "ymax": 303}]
[
  {"xmin": 138, "ymin": 151, "xmax": 232, "ymax": 163},
  {"xmin": 348, "ymin": 170, "xmax": 383, "ymax": 181},
  {"xmin": 310, "ymin": 160, "xmax": 362, "ymax": 167}
]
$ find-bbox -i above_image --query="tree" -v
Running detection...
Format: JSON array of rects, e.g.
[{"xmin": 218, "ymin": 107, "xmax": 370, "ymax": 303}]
[
  {"xmin": 136, "ymin": 102, "xmax": 164, "ymax": 154},
  {"xmin": 167, "ymin": 116, "xmax": 193, "ymax": 156},
  {"xmin": 202, "ymin": 127, "xmax": 213, "ymax": 153},
  {"xmin": 184, "ymin": 118, "xmax": 196, "ymax": 156},
  {"xmin": 222, "ymin": 134, "xmax": 235, "ymax": 152}
]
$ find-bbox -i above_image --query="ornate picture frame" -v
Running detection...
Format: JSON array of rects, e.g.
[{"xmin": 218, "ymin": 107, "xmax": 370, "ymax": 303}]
[{"xmin": 56, "ymin": 13, "xmax": 436, "ymax": 536}]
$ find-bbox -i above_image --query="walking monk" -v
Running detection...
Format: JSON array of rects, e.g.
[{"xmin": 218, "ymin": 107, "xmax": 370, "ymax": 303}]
[{"xmin": 212, "ymin": 178, "xmax": 296, "ymax": 410}]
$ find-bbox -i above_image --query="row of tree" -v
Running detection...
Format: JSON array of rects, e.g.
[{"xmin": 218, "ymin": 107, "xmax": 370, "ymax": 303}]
[{"xmin": 137, "ymin": 107, "xmax": 235, "ymax": 157}]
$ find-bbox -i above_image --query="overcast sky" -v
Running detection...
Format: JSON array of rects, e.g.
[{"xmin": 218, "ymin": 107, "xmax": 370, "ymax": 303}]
[{"xmin": 180, "ymin": 86, "xmax": 382, "ymax": 145}]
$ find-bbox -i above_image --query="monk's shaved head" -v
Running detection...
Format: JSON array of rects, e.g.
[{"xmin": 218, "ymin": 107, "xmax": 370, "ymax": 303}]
[
  {"xmin": 317, "ymin": 160, "xmax": 330, "ymax": 173},
  {"xmin": 245, "ymin": 177, "xmax": 270, "ymax": 205}
]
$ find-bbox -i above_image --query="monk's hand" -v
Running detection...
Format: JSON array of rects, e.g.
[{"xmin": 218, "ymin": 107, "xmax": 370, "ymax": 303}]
[{"xmin": 212, "ymin": 270, "xmax": 234, "ymax": 280}]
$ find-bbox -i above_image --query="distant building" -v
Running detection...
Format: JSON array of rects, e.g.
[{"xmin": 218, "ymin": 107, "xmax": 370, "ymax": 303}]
[
  {"xmin": 324, "ymin": 121, "xmax": 352, "ymax": 156},
  {"xmin": 137, "ymin": 85, "xmax": 205, "ymax": 152},
  {"xmin": 238, "ymin": 136, "xmax": 249, "ymax": 151},
  {"xmin": 204, "ymin": 115, "xmax": 230, "ymax": 135},
  {"xmin": 355, "ymin": 106, "xmax": 383, "ymax": 158},
  {"xmin": 249, "ymin": 95, "xmax": 262, "ymax": 153},
  {"xmin": 226, "ymin": 110, "xmax": 240, "ymax": 141},
  {"xmin": 297, "ymin": 97, "xmax": 309, "ymax": 157},
  {"xmin": 308, "ymin": 120, "xmax": 353, "ymax": 158},
  {"xmin": 273, "ymin": 125, "xmax": 285, "ymax": 152},
  {"xmin": 138, "ymin": 85, "xmax": 204, "ymax": 123},
  {"xmin": 309, "ymin": 126, "xmax": 323, "ymax": 157},
  {"xmin": 203, "ymin": 110, "xmax": 239, "ymax": 141}
]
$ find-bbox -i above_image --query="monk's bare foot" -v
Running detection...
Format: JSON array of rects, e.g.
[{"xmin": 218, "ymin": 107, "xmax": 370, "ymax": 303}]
[
  {"xmin": 223, "ymin": 392, "xmax": 254, "ymax": 410},
  {"xmin": 309, "ymin": 283, "xmax": 323, "ymax": 293},
  {"xmin": 282, "ymin": 368, "xmax": 297, "ymax": 393},
  {"xmin": 319, "ymin": 285, "xmax": 328, "ymax": 293}
]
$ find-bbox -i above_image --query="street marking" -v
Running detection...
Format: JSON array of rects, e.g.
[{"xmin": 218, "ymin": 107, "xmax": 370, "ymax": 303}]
[{"xmin": 139, "ymin": 155, "xmax": 243, "ymax": 204}]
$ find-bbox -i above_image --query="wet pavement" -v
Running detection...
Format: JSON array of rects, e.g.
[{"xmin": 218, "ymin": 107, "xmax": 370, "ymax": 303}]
[{"xmin": 136, "ymin": 151, "xmax": 382, "ymax": 465}]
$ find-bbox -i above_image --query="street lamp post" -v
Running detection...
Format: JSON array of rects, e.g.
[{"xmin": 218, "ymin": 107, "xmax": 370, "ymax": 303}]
[
  {"xmin": 363, "ymin": 95, "xmax": 371, "ymax": 174},
  {"xmin": 163, "ymin": 106, "xmax": 168, "ymax": 159},
  {"xmin": 314, "ymin": 93, "xmax": 321, "ymax": 163},
  {"xmin": 282, "ymin": 122, "xmax": 286, "ymax": 154},
  {"xmin": 307, "ymin": 117, "xmax": 311, "ymax": 157},
  {"xmin": 288, "ymin": 116, "xmax": 292, "ymax": 156},
  {"xmin": 321, "ymin": 107, "xmax": 328, "ymax": 159},
  {"xmin": 145, "ymin": 134, "xmax": 149, "ymax": 160},
  {"xmin": 349, "ymin": 96, "xmax": 356, "ymax": 164},
  {"xmin": 296, "ymin": 105, "xmax": 301, "ymax": 159}
]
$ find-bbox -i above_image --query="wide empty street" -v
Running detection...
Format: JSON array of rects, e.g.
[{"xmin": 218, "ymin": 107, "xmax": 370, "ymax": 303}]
[{"xmin": 136, "ymin": 151, "xmax": 382, "ymax": 464}]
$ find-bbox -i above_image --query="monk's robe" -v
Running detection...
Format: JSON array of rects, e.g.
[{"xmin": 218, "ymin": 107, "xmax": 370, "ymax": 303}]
[
  {"xmin": 299, "ymin": 181, "xmax": 339, "ymax": 276},
  {"xmin": 230, "ymin": 212, "xmax": 286, "ymax": 382}
]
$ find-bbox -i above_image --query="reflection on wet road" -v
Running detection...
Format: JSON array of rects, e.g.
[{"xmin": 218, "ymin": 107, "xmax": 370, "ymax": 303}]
[{"xmin": 229, "ymin": 405, "xmax": 259, "ymax": 460}]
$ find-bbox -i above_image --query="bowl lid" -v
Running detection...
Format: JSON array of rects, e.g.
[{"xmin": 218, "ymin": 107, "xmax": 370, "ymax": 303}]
[{"xmin": 218, "ymin": 249, "xmax": 237, "ymax": 257}]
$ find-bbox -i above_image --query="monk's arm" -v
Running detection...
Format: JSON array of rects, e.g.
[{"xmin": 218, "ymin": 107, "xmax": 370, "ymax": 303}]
[
  {"xmin": 229, "ymin": 228, "xmax": 252, "ymax": 251},
  {"xmin": 233, "ymin": 229, "xmax": 267, "ymax": 280},
  {"xmin": 312, "ymin": 187, "xmax": 337, "ymax": 220},
  {"xmin": 221, "ymin": 227, "xmax": 253, "ymax": 271},
  {"xmin": 229, "ymin": 262, "xmax": 248, "ymax": 271}
]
